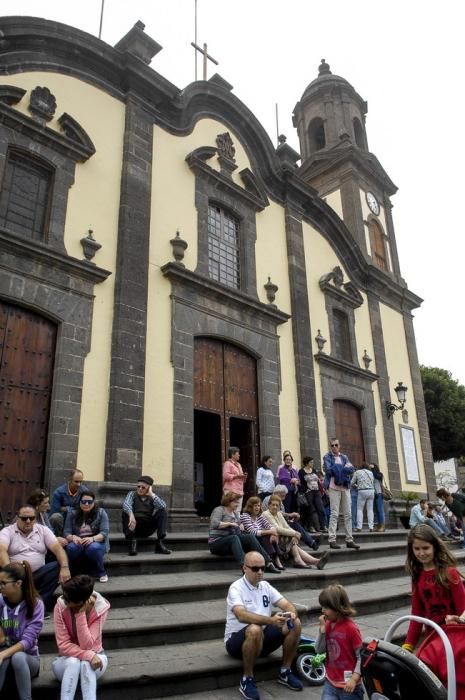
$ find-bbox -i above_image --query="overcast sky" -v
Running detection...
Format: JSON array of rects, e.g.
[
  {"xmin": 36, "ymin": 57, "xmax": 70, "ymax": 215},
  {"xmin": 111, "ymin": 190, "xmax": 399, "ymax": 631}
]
[{"xmin": 2, "ymin": 0, "xmax": 463, "ymax": 388}]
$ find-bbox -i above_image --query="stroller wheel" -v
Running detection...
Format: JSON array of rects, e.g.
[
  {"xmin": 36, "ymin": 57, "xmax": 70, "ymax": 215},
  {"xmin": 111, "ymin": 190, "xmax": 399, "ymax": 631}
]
[{"xmin": 295, "ymin": 653, "xmax": 326, "ymax": 686}]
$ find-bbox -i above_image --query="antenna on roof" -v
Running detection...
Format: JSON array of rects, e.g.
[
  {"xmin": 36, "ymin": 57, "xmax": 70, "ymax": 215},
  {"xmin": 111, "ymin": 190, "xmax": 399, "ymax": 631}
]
[{"xmin": 98, "ymin": 0, "xmax": 105, "ymax": 40}]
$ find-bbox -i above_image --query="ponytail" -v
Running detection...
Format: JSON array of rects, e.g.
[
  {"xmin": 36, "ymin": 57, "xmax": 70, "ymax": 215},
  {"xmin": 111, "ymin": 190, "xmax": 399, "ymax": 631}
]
[{"xmin": 1, "ymin": 560, "xmax": 40, "ymax": 618}]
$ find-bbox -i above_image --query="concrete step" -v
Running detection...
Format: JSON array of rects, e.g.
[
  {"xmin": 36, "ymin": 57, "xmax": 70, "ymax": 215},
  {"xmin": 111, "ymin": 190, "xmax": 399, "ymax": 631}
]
[
  {"xmin": 38, "ymin": 575, "xmax": 413, "ymax": 653},
  {"xmin": 107, "ymin": 528, "xmax": 409, "ymax": 553},
  {"xmin": 100, "ymin": 539, "xmax": 411, "ymax": 576},
  {"xmin": 32, "ymin": 605, "xmax": 413, "ymax": 699}
]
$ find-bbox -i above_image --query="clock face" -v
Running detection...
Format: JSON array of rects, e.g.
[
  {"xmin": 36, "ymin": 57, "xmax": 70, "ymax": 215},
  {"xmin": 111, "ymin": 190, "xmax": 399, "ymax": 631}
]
[{"xmin": 366, "ymin": 191, "xmax": 380, "ymax": 216}]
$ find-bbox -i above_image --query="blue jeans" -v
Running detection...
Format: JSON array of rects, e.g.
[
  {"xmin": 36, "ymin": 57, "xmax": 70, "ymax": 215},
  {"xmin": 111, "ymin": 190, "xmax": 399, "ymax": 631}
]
[
  {"xmin": 209, "ymin": 533, "xmax": 269, "ymax": 565},
  {"xmin": 32, "ymin": 561, "xmax": 59, "ymax": 611},
  {"xmin": 321, "ymin": 680, "xmax": 364, "ymax": 700},
  {"xmin": 374, "ymin": 493, "xmax": 385, "ymax": 525},
  {"xmin": 67, "ymin": 542, "xmax": 107, "ymax": 578},
  {"xmin": 351, "ymin": 490, "xmax": 358, "ymax": 528}
]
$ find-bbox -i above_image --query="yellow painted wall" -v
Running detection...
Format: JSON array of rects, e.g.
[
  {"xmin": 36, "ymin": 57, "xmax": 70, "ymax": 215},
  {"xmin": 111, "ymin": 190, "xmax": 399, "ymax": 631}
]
[
  {"xmin": 145, "ymin": 120, "xmax": 255, "ymax": 484},
  {"xmin": 0, "ymin": 73, "xmax": 125, "ymax": 482},
  {"xmin": 255, "ymin": 202, "xmax": 300, "ymax": 458},
  {"xmin": 323, "ymin": 190, "xmax": 343, "ymax": 220},
  {"xmin": 380, "ymin": 303, "xmax": 426, "ymax": 492}
]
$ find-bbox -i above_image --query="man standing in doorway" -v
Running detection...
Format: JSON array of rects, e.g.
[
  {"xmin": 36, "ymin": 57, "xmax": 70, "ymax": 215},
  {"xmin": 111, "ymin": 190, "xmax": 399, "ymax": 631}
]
[
  {"xmin": 223, "ymin": 447, "xmax": 247, "ymax": 512},
  {"xmin": 323, "ymin": 439, "xmax": 360, "ymax": 550}
]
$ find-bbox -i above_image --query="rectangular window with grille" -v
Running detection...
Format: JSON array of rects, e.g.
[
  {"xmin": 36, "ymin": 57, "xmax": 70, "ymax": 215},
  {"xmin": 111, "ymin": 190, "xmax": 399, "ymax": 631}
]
[
  {"xmin": 207, "ymin": 205, "xmax": 240, "ymax": 289},
  {"xmin": 333, "ymin": 309, "xmax": 352, "ymax": 362},
  {"xmin": 0, "ymin": 151, "xmax": 52, "ymax": 241}
]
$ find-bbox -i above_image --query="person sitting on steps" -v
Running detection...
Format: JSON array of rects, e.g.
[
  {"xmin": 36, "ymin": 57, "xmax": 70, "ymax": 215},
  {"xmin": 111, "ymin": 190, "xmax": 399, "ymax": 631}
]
[{"xmin": 122, "ymin": 476, "xmax": 171, "ymax": 556}]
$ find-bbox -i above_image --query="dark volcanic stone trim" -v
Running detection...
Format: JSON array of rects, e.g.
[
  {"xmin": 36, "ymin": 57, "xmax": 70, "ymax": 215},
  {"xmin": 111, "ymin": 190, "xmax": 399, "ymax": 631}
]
[
  {"xmin": 0, "ymin": 242, "xmax": 108, "ymax": 491},
  {"xmin": 339, "ymin": 176, "xmax": 367, "ymax": 255},
  {"xmin": 402, "ymin": 313, "xmax": 435, "ymax": 495},
  {"xmin": 104, "ymin": 98, "xmax": 153, "ymax": 482},
  {"xmin": 367, "ymin": 292, "xmax": 401, "ymax": 492},
  {"xmin": 163, "ymin": 266, "xmax": 289, "ymax": 511},
  {"xmin": 284, "ymin": 203, "xmax": 320, "ymax": 458}
]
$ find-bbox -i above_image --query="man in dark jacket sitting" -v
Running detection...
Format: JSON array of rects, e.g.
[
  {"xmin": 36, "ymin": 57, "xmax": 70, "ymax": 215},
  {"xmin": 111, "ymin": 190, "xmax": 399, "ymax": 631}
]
[{"xmin": 122, "ymin": 476, "xmax": 171, "ymax": 556}]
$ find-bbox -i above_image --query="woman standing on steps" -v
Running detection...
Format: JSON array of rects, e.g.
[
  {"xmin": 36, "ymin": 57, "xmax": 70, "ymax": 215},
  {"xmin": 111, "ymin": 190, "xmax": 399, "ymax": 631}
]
[{"xmin": 52, "ymin": 574, "xmax": 110, "ymax": 700}]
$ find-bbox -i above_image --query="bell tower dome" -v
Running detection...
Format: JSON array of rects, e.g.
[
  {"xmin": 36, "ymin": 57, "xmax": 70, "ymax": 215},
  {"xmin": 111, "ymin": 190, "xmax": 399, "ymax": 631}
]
[
  {"xmin": 293, "ymin": 60, "xmax": 401, "ymax": 278},
  {"xmin": 293, "ymin": 59, "xmax": 368, "ymax": 162}
]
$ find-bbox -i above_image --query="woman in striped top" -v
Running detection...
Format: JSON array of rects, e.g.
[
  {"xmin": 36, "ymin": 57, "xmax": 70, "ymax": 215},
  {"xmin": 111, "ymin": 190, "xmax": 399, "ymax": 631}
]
[{"xmin": 240, "ymin": 497, "xmax": 285, "ymax": 570}]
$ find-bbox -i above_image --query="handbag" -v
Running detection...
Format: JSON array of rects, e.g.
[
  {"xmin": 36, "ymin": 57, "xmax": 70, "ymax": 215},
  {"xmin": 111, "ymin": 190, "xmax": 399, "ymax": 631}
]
[
  {"xmin": 297, "ymin": 493, "xmax": 308, "ymax": 508},
  {"xmin": 382, "ymin": 478, "xmax": 393, "ymax": 501}
]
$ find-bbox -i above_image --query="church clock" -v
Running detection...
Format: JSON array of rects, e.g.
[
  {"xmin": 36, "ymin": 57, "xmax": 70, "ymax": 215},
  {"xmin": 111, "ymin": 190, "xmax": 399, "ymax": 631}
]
[{"xmin": 366, "ymin": 191, "xmax": 380, "ymax": 216}]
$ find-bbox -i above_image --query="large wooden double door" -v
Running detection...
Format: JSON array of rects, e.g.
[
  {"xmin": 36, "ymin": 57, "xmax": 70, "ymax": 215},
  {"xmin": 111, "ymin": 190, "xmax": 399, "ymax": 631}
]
[
  {"xmin": 333, "ymin": 399, "xmax": 366, "ymax": 467},
  {"xmin": 193, "ymin": 338, "xmax": 259, "ymax": 514},
  {"xmin": 0, "ymin": 301, "xmax": 56, "ymax": 522}
]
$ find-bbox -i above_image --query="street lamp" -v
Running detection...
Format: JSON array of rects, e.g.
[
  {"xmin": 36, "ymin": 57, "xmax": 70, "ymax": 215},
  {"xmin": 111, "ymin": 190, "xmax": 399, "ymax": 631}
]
[{"xmin": 385, "ymin": 382, "xmax": 408, "ymax": 419}]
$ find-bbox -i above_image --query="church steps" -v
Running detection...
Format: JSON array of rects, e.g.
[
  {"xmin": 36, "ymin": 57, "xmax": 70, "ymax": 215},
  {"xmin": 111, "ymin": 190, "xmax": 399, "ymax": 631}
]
[
  {"xmin": 28, "ymin": 531, "xmax": 463, "ymax": 698},
  {"xmin": 101, "ymin": 539, "xmax": 410, "ymax": 576},
  {"xmin": 37, "ymin": 575, "xmax": 413, "ymax": 654}
]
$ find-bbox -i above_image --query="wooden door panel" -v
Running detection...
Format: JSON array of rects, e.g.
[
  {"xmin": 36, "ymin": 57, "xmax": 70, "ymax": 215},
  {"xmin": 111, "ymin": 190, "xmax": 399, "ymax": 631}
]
[
  {"xmin": 224, "ymin": 345, "xmax": 257, "ymax": 419},
  {"xmin": 194, "ymin": 338, "xmax": 224, "ymax": 413},
  {"xmin": 334, "ymin": 400, "xmax": 365, "ymax": 467},
  {"xmin": 0, "ymin": 301, "xmax": 55, "ymax": 521}
]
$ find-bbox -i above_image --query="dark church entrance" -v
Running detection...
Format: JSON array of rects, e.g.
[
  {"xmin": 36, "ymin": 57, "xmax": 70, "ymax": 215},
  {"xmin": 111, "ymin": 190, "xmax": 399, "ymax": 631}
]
[
  {"xmin": 334, "ymin": 399, "xmax": 366, "ymax": 467},
  {"xmin": 193, "ymin": 338, "xmax": 259, "ymax": 515},
  {"xmin": 0, "ymin": 300, "xmax": 56, "ymax": 522}
]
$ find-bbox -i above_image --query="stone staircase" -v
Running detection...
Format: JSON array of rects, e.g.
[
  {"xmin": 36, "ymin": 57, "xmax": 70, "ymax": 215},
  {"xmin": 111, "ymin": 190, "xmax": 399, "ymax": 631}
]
[{"xmin": 30, "ymin": 529, "xmax": 465, "ymax": 699}]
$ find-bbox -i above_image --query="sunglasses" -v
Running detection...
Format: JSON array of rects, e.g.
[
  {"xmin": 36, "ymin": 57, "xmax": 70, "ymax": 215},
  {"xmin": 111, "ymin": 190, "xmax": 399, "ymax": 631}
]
[
  {"xmin": 18, "ymin": 515, "xmax": 36, "ymax": 522},
  {"xmin": 331, "ymin": 443, "xmax": 339, "ymax": 447},
  {"xmin": 244, "ymin": 564, "xmax": 265, "ymax": 572},
  {"xmin": 80, "ymin": 499, "xmax": 94, "ymax": 505}
]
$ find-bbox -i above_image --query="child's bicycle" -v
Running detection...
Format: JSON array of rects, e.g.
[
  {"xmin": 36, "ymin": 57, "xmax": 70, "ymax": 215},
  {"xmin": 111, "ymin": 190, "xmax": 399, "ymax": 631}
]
[{"xmin": 293, "ymin": 633, "xmax": 326, "ymax": 686}]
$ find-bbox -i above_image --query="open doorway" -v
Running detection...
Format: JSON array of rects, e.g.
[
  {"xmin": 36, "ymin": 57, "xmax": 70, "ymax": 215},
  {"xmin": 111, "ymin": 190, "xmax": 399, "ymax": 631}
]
[
  {"xmin": 193, "ymin": 410, "xmax": 222, "ymax": 516},
  {"xmin": 230, "ymin": 416, "xmax": 257, "ymax": 503}
]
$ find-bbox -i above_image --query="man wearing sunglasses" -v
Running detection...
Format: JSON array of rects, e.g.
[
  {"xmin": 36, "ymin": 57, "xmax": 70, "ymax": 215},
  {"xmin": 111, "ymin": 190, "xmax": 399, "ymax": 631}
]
[
  {"xmin": 225, "ymin": 551, "xmax": 303, "ymax": 699},
  {"xmin": 0, "ymin": 505, "xmax": 71, "ymax": 612},
  {"xmin": 323, "ymin": 439, "xmax": 360, "ymax": 551},
  {"xmin": 122, "ymin": 475, "xmax": 171, "ymax": 556}
]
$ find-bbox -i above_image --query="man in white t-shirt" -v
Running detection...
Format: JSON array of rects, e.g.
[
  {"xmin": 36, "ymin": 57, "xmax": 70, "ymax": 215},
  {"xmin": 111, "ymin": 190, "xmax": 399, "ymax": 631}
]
[{"xmin": 224, "ymin": 551, "xmax": 303, "ymax": 700}]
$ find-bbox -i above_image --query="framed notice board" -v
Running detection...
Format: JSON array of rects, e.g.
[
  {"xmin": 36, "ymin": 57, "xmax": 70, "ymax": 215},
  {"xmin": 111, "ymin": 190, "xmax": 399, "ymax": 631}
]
[{"xmin": 400, "ymin": 425, "xmax": 420, "ymax": 483}]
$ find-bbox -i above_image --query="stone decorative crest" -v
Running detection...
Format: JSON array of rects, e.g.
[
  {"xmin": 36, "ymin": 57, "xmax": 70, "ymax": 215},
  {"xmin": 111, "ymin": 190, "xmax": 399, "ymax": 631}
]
[
  {"xmin": 319, "ymin": 266, "xmax": 363, "ymax": 308},
  {"xmin": 216, "ymin": 132, "xmax": 236, "ymax": 162},
  {"xmin": 29, "ymin": 86, "xmax": 57, "ymax": 121}
]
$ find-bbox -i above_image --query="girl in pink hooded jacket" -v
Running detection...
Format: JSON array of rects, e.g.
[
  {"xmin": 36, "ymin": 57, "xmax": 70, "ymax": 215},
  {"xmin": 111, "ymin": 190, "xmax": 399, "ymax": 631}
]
[{"xmin": 52, "ymin": 574, "xmax": 110, "ymax": 700}]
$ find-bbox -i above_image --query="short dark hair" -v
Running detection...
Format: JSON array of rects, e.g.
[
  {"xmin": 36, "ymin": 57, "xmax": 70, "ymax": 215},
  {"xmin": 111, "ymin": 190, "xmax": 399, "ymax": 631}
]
[
  {"xmin": 62, "ymin": 574, "xmax": 94, "ymax": 603},
  {"xmin": 302, "ymin": 456, "xmax": 314, "ymax": 467},
  {"xmin": 228, "ymin": 447, "xmax": 240, "ymax": 459},
  {"xmin": 27, "ymin": 489, "xmax": 49, "ymax": 508}
]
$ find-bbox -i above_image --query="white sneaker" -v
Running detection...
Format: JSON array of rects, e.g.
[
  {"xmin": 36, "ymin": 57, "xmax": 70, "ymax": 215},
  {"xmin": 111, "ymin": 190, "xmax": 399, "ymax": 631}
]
[{"xmin": 99, "ymin": 575, "xmax": 108, "ymax": 583}]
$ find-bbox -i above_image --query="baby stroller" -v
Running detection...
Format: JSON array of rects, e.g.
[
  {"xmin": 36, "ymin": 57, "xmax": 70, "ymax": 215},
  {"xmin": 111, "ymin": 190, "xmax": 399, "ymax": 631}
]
[{"xmin": 360, "ymin": 615, "xmax": 456, "ymax": 700}]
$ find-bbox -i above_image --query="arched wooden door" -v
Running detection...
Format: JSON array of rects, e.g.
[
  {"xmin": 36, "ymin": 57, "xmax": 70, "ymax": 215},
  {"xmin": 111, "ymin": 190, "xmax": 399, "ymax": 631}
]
[
  {"xmin": 0, "ymin": 301, "xmax": 56, "ymax": 522},
  {"xmin": 193, "ymin": 338, "xmax": 259, "ymax": 514},
  {"xmin": 333, "ymin": 400, "xmax": 365, "ymax": 467}
]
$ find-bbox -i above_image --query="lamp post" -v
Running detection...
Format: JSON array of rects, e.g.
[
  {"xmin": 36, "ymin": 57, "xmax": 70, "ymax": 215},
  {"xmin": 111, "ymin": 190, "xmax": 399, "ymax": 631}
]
[{"xmin": 385, "ymin": 382, "xmax": 408, "ymax": 419}]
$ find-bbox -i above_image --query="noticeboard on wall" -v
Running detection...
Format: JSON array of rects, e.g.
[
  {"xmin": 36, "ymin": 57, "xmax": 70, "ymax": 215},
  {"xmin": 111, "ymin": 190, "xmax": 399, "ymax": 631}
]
[{"xmin": 400, "ymin": 425, "xmax": 420, "ymax": 483}]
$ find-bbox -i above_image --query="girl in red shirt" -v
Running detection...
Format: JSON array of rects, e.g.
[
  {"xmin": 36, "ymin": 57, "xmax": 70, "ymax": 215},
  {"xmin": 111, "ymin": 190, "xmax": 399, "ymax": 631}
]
[
  {"xmin": 315, "ymin": 583, "xmax": 363, "ymax": 699},
  {"xmin": 403, "ymin": 523, "xmax": 465, "ymax": 651}
]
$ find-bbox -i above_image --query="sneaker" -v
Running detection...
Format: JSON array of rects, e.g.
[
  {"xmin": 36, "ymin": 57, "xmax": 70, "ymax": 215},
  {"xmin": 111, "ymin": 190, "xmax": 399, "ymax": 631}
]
[
  {"xmin": 239, "ymin": 676, "xmax": 260, "ymax": 700},
  {"xmin": 346, "ymin": 540, "xmax": 361, "ymax": 550},
  {"xmin": 329, "ymin": 541, "xmax": 341, "ymax": 549},
  {"xmin": 278, "ymin": 668, "xmax": 303, "ymax": 691},
  {"xmin": 99, "ymin": 575, "xmax": 109, "ymax": 583}
]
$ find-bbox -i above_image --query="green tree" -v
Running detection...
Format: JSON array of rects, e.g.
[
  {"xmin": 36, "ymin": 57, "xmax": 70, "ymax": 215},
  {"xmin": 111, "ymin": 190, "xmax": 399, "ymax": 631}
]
[{"xmin": 420, "ymin": 366, "xmax": 465, "ymax": 461}]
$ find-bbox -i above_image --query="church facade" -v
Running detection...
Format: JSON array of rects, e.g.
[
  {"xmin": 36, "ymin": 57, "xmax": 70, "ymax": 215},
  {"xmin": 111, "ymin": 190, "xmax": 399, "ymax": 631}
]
[{"xmin": 0, "ymin": 16, "xmax": 434, "ymax": 522}]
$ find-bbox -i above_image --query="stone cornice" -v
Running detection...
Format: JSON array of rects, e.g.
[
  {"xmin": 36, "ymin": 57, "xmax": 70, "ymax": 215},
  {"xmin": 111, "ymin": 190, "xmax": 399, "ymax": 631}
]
[
  {"xmin": 161, "ymin": 263, "xmax": 290, "ymax": 325},
  {"xmin": 0, "ymin": 229, "xmax": 111, "ymax": 284},
  {"xmin": 314, "ymin": 351, "xmax": 379, "ymax": 383}
]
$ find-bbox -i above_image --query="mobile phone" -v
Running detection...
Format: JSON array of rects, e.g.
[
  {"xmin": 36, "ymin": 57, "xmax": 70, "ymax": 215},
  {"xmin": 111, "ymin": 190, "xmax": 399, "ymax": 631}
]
[{"xmin": 281, "ymin": 612, "xmax": 292, "ymax": 618}]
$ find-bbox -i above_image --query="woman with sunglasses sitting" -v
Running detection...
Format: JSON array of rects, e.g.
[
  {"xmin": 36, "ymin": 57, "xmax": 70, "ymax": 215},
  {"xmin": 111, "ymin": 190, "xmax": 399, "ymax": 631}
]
[
  {"xmin": 64, "ymin": 493, "xmax": 110, "ymax": 583},
  {"xmin": 0, "ymin": 560, "xmax": 44, "ymax": 700},
  {"xmin": 52, "ymin": 574, "xmax": 110, "ymax": 700}
]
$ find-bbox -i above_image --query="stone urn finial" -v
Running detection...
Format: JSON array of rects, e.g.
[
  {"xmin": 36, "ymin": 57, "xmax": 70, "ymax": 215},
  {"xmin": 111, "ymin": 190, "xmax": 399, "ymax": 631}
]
[
  {"xmin": 80, "ymin": 229, "xmax": 102, "ymax": 263},
  {"xmin": 170, "ymin": 230, "xmax": 188, "ymax": 265},
  {"xmin": 362, "ymin": 349, "xmax": 372, "ymax": 370},
  {"xmin": 264, "ymin": 276, "xmax": 279, "ymax": 305},
  {"xmin": 315, "ymin": 329, "xmax": 327, "ymax": 353}
]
